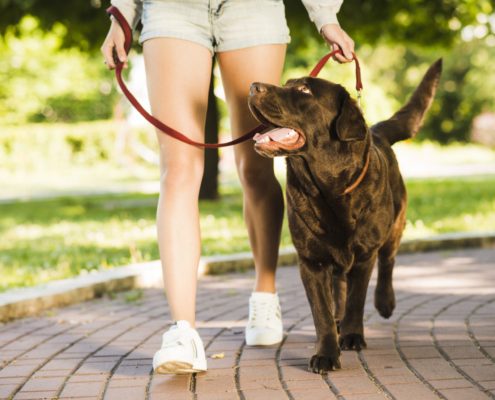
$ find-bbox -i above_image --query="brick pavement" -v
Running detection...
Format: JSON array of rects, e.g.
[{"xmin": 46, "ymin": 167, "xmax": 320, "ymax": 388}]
[{"xmin": 0, "ymin": 247, "xmax": 494, "ymax": 400}]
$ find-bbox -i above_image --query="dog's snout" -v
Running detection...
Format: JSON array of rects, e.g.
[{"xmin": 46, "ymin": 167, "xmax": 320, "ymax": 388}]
[{"xmin": 250, "ymin": 82, "xmax": 267, "ymax": 95}]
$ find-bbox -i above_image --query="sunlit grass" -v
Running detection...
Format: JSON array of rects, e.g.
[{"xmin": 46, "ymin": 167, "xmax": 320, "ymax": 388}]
[
  {"xmin": 394, "ymin": 140, "xmax": 495, "ymax": 165},
  {"xmin": 1, "ymin": 175, "xmax": 494, "ymax": 292},
  {"xmin": 405, "ymin": 176, "xmax": 495, "ymax": 238}
]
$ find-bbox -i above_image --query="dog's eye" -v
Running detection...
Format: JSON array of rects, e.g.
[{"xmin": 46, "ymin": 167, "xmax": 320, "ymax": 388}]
[{"xmin": 297, "ymin": 85, "xmax": 311, "ymax": 94}]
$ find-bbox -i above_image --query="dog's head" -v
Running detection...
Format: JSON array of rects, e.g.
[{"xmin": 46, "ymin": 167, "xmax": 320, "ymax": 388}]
[{"xmin": 248, "ymin": 77, "xmax": 367, "ymax": 158}]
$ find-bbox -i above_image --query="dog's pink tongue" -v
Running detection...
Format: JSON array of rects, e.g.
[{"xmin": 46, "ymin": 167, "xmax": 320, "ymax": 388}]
[{"xmin": 253, "ymin": 127, "xmax": 296, "ymax": 143}]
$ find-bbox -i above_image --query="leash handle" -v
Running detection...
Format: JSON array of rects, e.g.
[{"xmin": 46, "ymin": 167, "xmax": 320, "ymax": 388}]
[
  {"xmin": 106, "ymin": 6, "xmax": 364, "ymax": 149},
  {"xmin": 108, "ymin": 6, "xmax": 132, "ymax": 65},
  {"xmin": 309, "ymin": 49, "xmax": 363, "ymax": 93}
]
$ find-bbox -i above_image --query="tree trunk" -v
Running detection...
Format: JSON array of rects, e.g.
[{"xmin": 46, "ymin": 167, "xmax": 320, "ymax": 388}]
[{"xmin": 199, "ymin": 61, "xmax": 219, "ymax": 200}]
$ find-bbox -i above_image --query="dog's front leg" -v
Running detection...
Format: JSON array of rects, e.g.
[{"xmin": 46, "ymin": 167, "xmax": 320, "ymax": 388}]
[
  {"xmin": 299, "ymin": 262, "xmax": 341, "ymax": 374},
  {"xmin": 332, "ymin": 270, "xmax": 347, "ymax": 333},
  {"xmin": 339, "ymin": 256, "xmax": 376, "ymax": 351}
]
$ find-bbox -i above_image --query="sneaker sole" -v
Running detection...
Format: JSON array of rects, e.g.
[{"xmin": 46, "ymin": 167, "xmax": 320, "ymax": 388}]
[
  {"xmin": 245, "ymin": 330, "xmax": 283, "ymax": 346},
  {"xmin": 154, "ymin": 360, "xmax": 206, "ymax": 374},
  {"xmin": 245, "ymin": 338, "xmax": 283, "ymax": 346}
]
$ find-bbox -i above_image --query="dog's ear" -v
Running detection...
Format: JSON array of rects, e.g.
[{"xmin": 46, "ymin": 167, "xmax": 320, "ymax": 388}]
[{"xmin": 334, "ymin": 95, "xmax": 367, "ymax": 142}]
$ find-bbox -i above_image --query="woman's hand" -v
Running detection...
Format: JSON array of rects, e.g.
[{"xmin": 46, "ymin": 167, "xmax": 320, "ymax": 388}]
[
  {"xmin": 100, "ymin": 17, "xmax": 128, "ymax": 70},
  {"xmin": 320, "ymin": 23, "xmax": 355, "ymax": 63}
]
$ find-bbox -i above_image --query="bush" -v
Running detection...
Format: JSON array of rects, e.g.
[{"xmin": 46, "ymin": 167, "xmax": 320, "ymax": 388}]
[
  {"xmin": 0, "ymin": 15, "xmax": 117, "ymax": 124},
  {"xmin": 0, "ymin": 121, "xmax": 119, "ymax": 172},
  {"xmin": 359, "ymin": 38, "xmax": 495, "ymax": 144}
]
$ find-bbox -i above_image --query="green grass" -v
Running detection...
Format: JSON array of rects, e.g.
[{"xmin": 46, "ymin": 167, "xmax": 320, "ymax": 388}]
[
  {"xmin": 405, "ymin": 176, "xmax": 495, "ymax": 237},
  {"xmin": 1, "ymin": 175, "xmax": 494, "ymax": 292},
  {"xmin": 394, "ymin": 140, "xmax": 495, "ymax": 165}
]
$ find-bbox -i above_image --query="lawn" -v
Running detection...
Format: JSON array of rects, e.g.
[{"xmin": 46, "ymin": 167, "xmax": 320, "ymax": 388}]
[{"xmin": 1, "ymin": 175, "xmax": 494, "ymax": 292}]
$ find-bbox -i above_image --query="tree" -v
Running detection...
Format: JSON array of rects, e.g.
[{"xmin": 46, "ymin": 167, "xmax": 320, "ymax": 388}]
[{"xmin": 200, "ymin": 62, "xmax": 220, "ymax": 199}]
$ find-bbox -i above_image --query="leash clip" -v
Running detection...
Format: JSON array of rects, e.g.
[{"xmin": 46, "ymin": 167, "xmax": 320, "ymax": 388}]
[{"xmin": 357, "ymin": 88, "xmax": 363, "ymax": 109}]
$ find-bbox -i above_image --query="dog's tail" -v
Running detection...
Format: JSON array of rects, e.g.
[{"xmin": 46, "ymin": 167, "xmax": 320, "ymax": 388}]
[{"xmin": 371, "ymin": 59, "xmax": 442, "ymax": 145}]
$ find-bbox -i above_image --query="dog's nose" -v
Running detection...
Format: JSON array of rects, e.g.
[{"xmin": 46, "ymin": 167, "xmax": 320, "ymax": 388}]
[{"xmin": 250, "ymin": 82, "xmax": 267, "ymax": 95}]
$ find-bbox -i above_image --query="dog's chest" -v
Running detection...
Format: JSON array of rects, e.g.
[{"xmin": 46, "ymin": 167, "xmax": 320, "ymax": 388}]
[
  {"xmin": 284, "ymin": 156, "xmax": 396, "ymax": 265},
  {"xmin": 285, "ymin": 164, "xmax": 352, "ymax": 266}
]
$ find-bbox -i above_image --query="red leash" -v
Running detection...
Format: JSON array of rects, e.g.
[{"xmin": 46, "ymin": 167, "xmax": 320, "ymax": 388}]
[{"xmin": 106, "ymin": 5, "xmax": 363, "ymax": 149}]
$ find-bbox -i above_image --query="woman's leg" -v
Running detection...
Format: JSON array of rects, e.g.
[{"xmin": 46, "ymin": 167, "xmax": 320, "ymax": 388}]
[
  {"xmin": 216, "ymin": 44, "xmax": 287, "ymax": 293},
  {"xmin": 143, "ymin": 38, "xmax": 212, "ymax": 327}
]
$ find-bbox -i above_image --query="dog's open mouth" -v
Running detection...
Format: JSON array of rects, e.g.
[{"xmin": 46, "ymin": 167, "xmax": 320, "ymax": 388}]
[
  {"xmin": 249, "ymin": 100, "xmax": 305, "ymax": 153},
  {"xmin": 255, "ymin": 127, "xmax": 306, "ymax": 154},
  {"xmin": 253, "ymin": 127, "xmax": 305, "ymax": 152}
]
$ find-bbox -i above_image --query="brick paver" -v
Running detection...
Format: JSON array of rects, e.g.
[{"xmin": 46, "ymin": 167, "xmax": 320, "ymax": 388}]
[{"xmin": 0, "ymin": 247, "xmax": 494, "ymax": 400}]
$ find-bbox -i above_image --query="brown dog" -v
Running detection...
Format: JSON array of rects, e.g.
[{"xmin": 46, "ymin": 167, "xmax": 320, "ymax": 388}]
[{"xmin": 247, "ymin": 60, "xmax": 442, "ymax": 374}]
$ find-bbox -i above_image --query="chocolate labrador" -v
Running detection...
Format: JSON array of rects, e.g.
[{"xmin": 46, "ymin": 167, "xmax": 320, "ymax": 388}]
[{"xmin": 247, "ymin": 60, "xmax": 442, "ymax": 374}]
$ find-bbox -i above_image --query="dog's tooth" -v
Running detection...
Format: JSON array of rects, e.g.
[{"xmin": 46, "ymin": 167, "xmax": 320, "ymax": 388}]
[{"xmin": 288, "ymin": 129, "xmax": 296, "ymax": 137}]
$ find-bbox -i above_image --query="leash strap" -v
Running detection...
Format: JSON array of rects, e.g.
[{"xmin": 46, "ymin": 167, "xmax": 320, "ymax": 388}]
[
  {"xmin": 309, "ymin": 50, "xmax": 363, "ymax": 91},
  {"xmin": 106, "ymin": 5, "xmax": 364, "ymax": 149}
]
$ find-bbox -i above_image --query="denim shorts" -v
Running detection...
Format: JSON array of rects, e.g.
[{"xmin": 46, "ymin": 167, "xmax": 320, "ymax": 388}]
[{"xmin": 139, "ymin": 0, "xmax": 291, "ymax": 55}]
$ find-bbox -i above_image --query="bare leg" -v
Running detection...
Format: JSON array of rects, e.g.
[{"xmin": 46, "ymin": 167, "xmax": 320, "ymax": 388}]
[
  {"xmin": 143, "ymin": 38, "xmax": 212, "ymax": 327},
  {"xmin": 216, "ymin": 44, "xmax": 286, "ymax": 293}
]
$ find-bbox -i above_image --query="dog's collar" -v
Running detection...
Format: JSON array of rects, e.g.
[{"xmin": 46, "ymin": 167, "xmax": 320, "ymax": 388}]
[{"xmin": 343, "ymin": 151, "xmax": 371, "ymax": 195}]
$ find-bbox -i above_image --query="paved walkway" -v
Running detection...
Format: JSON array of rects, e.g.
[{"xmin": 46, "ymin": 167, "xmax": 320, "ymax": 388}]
[{"xmin": 0, "ymin": 248, "xmax": 494, "ymax": 400}]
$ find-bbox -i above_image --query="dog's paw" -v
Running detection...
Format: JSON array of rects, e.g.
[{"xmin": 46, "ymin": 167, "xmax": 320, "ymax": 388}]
[
  {"xmin": 308, "ymin": 353, "xmax": 341, "ymax": 374},
  {"xmin": 375, "ymin": 298, "xmax": 395, "ymax": 319},
  {"xmin": 339, "ymin": 333, "xmax": 367, "ymax": 351},
  {"xmin": 374, "ymin": 286, "xmax": 396, "ymax": 319}
]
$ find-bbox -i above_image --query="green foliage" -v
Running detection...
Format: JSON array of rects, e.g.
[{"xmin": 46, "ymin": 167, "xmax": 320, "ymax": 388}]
[
  {"xmin": 0, "ymin": 0, "xmax": 491, "ymax": 52},
  {"xmin": 433, "ymin": 38, "xmax": 495, "ymax": 142},
  {"xmin": 0, "ymin": 15, "xmax": 116, "ymax": 124},
  {"xmin": 0, "ymin": 121, "xmax": 120, "ymax": 171},
  {"xmin": 286, "ymin": 0, "xmax": 493, "ymax": 49},
  {"xmin": 0, "ymin": 0, "xmax": 109, "ymax": 51},
  {"xmin": 123, "ymin": 288, "xmax": 144, "ymax": 303},
  {"xmin": 0, "ymin": 121, "xmax": 160, "ymax": 203},
  {"xmin": 359, "ymin": 37, "xmax": 495, "ymax": 143}
]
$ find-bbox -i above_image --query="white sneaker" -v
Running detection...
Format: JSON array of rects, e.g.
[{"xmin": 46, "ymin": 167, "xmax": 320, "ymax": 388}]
[
  {"xmin": 153, "ymin": 320, "xmax": 207, "ymax": 374},
  {"xmin": 245, "ymin": 291, "xmax": 283, "ymax": 346}
]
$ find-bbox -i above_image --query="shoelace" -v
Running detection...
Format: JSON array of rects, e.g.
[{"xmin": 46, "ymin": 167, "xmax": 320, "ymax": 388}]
[{"xmin": 249, "ymin": 299, "xmax": 280, "ymax": 327}]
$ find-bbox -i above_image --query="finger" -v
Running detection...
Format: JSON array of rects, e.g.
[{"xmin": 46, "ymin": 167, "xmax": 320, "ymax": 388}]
[
  {"xmin": 331, "ymin": 43, "xmax": 343, "ymax": 62},
  {"xmin": 102, "ymin": 43, "xmax": 116, "ymax": 69},
  {"xmin": 116, "ymin": 44, "xmax": 127, "ymax": 64},
  {"xmin": 330, "ymin": 44, "xmax": 347, "ymax": 63},
  {"xmin": 349, "ymin": 38, "xmax": 355, "ymax": 53},
  {"xmin": 334, "ymin": 53, "xmax": 348, "ymax": 63},
  {"xmin": 340, "ymin": 42, "xmax": 354, "ymax": 62}
]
